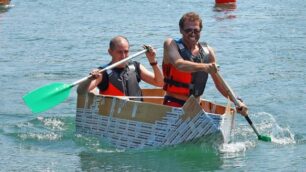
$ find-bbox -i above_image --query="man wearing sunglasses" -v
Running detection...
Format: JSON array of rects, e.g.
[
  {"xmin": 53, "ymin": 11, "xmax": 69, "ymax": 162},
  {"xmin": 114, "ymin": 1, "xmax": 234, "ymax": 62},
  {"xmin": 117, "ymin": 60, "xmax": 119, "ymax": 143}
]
[{"xmin": 162, "ymin": 12, "xmax": 248, "ymax": 116}]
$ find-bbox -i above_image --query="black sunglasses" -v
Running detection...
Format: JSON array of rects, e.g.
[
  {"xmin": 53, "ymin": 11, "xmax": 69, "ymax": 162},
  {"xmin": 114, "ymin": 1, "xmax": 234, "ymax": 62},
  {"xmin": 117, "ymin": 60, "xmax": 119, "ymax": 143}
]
[{"xmin": 184, "ymin": 28, "xmax": 201, "ymax": 34}]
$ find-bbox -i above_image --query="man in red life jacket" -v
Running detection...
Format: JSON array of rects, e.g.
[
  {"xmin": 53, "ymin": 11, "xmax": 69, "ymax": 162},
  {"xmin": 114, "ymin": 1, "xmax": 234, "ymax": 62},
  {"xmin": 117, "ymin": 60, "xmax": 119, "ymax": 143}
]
[
  {"xmin": 77, "ymin": 36, "xmax": 163, "ymax": 99},
  {"xmin": 162, "ymin": 12, "xmax": 248, "ymax": 116}
]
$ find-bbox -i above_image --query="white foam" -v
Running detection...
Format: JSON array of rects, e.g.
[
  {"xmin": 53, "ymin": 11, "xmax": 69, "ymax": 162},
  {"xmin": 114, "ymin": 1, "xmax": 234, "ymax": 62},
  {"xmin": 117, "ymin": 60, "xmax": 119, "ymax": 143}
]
[
  {"xmin": 219, "ymin": 141, "xmax": 255, "ymax": 153},
  {"xmin": 19, "ymin": 132, "xmax": 61, "ymax": 141},
  {"xmin": 37, "ymin": 116, "xmax": 65, "ymax": 131}
]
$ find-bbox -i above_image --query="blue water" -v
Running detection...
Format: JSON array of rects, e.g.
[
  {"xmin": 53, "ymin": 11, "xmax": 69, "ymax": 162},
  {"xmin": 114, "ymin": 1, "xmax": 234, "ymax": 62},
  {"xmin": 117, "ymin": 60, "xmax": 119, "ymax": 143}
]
[{"xmin": 1, "ymin": 0, "xmax": 306, "ymax": 171}]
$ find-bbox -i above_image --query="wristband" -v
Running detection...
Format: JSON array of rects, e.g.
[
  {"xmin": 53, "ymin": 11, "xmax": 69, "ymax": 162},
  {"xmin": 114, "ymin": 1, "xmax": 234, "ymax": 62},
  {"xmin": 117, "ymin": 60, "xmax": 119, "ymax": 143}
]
[{"xmin": 150, "ymin": 61, "xmax": 158, "ymax": 66}]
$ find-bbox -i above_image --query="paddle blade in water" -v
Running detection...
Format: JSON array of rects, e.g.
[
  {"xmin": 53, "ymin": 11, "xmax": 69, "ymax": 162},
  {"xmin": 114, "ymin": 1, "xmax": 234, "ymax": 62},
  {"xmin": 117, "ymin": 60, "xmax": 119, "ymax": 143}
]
[
  {"xmin": 258, "ymin": 135, "xmax": 272, "ymax": 142},
  {"xmin": 23, "ymin": 82, "xmax": 72, "ymax": 113}
]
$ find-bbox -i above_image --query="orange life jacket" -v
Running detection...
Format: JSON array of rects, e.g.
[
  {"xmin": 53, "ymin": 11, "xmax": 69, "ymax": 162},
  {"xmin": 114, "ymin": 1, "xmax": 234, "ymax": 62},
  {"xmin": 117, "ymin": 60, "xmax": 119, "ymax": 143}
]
[
  {"xmin": 98, "ymin": 62, "xmax": 142, "ymax": 99},
  {"xmin": 163, "ymin": 39, "xmax": 210, "ymax": 97}
]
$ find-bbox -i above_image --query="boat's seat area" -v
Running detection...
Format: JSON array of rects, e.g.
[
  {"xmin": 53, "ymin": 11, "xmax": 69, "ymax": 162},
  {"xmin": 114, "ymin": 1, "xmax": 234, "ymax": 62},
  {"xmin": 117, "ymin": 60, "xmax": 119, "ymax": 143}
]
[
  {"xmin": 141, "ymin": 88, "xmax": 165, "ymax": 105},
  {"xmin": 199, "ymin": 99, "xmax": 228, "ymax": 115},
  {"xmin": 141, "ymin": 88, "xmax": 233, "ymax": 115}
]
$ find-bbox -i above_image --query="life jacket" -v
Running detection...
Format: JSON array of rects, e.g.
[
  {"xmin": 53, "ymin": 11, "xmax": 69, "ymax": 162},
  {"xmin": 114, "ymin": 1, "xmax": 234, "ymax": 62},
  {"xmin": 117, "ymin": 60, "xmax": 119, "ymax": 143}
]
[
  {"xmin": 97, "ymin": 61, "xmax": 142, "ymax": 99},
  {"xmin": 163, "ymin": 39, "xmax": 210, "ymax": 97}
]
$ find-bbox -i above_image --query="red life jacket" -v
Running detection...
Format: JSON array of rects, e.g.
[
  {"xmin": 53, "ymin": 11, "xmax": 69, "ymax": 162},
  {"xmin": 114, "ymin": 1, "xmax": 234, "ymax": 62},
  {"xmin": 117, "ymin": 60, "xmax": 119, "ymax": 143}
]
[
  {"xmin": 98, "ymin": 62, "xmax": 142, "ymax": 100},
  {"xmin": 163, "ymin": 39, "xmax": 210, "ymax": 97}
]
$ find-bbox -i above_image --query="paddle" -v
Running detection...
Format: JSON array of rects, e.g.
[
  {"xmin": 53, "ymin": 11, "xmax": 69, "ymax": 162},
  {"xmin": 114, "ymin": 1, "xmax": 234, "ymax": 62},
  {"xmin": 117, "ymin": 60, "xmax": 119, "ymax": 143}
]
[
  {"xmin": 215, "ymin": 71, "xmax": 272, "ymax": 142},
  {"xmin": 23, "ymin": 49, "xmax": 148, "ymax": 114}
]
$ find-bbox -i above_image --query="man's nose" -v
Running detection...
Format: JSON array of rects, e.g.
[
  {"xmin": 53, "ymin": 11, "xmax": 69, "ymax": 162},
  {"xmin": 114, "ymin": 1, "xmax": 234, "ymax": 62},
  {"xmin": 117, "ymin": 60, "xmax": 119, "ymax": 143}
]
[
  {"xmin": 122, "ymin": 52, "xmax": 127, "ymax": 58},
  {"xmin": 122, "ymin": 52, "xmax": 128, "ymax": 58}
]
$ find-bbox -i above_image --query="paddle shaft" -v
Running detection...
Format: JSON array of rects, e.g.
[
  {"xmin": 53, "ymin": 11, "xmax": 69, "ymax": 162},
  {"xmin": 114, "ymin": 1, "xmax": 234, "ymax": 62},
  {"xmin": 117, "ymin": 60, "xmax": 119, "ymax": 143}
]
[
  {"xmin": 22, "ymin": 49, "xmax": 148, "ymax": 113},
  {"xmin": 215, "ymin": 71, "xmax": 261, "ymax": 137},
  {"xmin": 71, "ymin": 49, "xmax": 147, "ymax": 87}
]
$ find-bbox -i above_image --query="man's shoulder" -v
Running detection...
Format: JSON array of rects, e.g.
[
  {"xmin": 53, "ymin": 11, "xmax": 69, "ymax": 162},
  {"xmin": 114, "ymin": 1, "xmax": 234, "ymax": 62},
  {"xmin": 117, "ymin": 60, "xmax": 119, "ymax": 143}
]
[
  {"xmin": 163, "ymin": 38, "xmax": 173, "ymax": 45},
  {"xmin": 164, "ymin": 38, "xmax": 181, "ymax": 51},
  {"xmin": 164, "ymin": 37, "xmax": 179, "ymax": 45}
]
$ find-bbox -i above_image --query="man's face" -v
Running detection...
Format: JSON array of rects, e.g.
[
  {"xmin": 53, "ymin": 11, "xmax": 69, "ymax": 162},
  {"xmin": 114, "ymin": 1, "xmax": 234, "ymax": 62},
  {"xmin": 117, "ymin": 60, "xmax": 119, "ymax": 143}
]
[
  {"xmin": 109, "ymin": 40, "xmax": 129, "ymax": 68},
  {"xmin": 181, "ymin": 20, "xmax": 201, "ymax": 44}
]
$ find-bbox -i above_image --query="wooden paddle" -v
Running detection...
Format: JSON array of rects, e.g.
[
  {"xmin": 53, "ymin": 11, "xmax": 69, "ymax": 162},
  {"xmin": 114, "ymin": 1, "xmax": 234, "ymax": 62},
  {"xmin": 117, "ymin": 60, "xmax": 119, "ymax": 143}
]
[
  {"xmin": 215, "ymin": 71, "xmax": 272, "ymax": 142},
  {"xmin": 23, "ymin": 49, "xmax": 147, "ymax": 114}
]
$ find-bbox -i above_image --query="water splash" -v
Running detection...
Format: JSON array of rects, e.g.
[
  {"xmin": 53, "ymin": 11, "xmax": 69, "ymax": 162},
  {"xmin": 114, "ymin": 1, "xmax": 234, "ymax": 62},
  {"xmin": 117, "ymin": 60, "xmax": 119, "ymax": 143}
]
[
  {"xmin": 232, "ymin": 112, "xmax": 296, "ymax": 145},
  {"xmin": 217, "ymin": 111, "xmax": 296, "ymax": 154},
  {"xmin": 18, "ymin": 117, "xmax": 65, "ymax": 141},
  {"xmin": 14, "ymin": 116, "xmax": 65, "ymax": 141},
  {"xmin": 253, "ymin": 112, "xmax": 296, "ymax": 144},
  {"xmin": 1, "ymin": 116, "xmax": 75, "ymax": 142},
  {"xmin": 19, "ymin": 132, "xmax": 61, "ymax": 141},
  {"xmin": 74, "ymin": 134, "xmax": 122, "ymax": 153},
  {"xmin": 270, "ymin": 123, "xmax": 296, "ymax": 144},
  {"xmin": 37, "ymin": 116, "xmax": 65, "ymax": 131},
  {"xmin": 219, "ymin": 141, "xmax": 255, "ymax": 154}
]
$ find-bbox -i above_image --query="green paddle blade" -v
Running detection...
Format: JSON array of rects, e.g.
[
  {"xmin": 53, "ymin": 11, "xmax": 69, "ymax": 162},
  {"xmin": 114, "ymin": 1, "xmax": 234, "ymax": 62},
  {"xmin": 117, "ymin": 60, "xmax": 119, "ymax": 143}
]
[
  {"xmin": 23, "ymin": 82, "xmax": 72, "ymax": 113},
  {"xmin": 258, "ymin": 135, "xmax": 272, "ymax": 142}
]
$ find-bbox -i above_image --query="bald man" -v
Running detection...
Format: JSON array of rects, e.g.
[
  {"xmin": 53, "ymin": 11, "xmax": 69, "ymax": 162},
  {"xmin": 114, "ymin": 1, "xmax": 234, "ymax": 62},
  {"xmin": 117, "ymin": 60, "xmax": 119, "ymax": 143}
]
[{"xmin": 77, "ymin": 36, "xmax": 163, "ymax": 99}]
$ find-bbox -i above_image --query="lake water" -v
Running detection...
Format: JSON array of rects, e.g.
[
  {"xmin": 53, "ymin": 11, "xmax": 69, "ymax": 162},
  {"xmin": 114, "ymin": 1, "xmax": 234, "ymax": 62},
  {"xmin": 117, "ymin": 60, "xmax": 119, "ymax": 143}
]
[{"xmin": 0, "ymin": 0, "xmax": 305, "ymax": 171}]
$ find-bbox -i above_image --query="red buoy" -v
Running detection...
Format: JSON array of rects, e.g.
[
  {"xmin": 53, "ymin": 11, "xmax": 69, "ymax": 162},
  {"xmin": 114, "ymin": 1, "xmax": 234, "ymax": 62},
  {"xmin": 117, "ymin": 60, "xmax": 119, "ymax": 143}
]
[
  {"xmin": 215, "ymin": 0, "xmax": 236, "ymax": 3},
  {"xmin": 215, "ymin": 0, "xmax": 236, "ymax": 11}
]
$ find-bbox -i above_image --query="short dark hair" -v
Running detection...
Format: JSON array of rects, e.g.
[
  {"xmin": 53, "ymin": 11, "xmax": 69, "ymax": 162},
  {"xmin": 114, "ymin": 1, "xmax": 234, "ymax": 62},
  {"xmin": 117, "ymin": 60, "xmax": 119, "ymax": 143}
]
[
  {"xmin": 179, "ymin": 12, "xmax": 203, "ymax": 30},
  {"xmin": 109, "ymin": 35, "xmax": 129, "ymax": 50}
]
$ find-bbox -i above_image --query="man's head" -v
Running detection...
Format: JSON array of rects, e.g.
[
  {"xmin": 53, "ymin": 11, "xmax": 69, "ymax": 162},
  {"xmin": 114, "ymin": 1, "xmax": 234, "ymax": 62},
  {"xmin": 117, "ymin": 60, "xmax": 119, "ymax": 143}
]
[
  {"xmin": 179, "ymin": 12, "xmax": 202, "ymax": 44},
  {"xmin": 179, "ymin": 12, "xmax": 202, "ymax": 30},
  {"xmin": 108, "ymin": 36, "xmax": 130, "ymax": 68}
]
